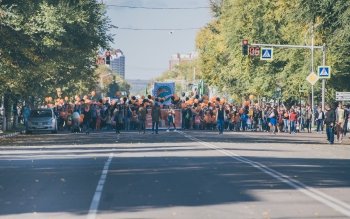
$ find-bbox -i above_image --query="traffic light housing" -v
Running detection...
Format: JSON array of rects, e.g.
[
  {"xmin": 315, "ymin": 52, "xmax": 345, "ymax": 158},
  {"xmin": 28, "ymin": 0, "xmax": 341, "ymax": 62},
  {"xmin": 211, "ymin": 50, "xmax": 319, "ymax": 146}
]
[
  {"xmin": 105, "ymin": 50, "xmax": 111, "ymax": 65},
  {"xmin": 242, "ymin": 39, "xmax": 248, "ymax": 56}
]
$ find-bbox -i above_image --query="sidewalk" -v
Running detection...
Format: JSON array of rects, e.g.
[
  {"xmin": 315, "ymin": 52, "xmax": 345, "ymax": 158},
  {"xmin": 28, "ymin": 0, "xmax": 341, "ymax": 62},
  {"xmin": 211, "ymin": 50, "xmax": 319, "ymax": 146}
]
[{"xmin": 0, "ymin": 131, "xmax": 20, "ymax": 139}]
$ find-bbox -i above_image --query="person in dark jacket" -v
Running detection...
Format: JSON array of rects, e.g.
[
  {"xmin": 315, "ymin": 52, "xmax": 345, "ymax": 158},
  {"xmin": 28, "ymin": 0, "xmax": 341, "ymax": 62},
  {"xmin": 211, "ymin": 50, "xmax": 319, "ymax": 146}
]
[
  {"xmin": 344, "ymin": 105, "xmax": 349, "ymax": 137},
  {"xmin": 82, "ymin": 105, "xmax": 92, "ymax": 135},
  {"xmin": 315, "ymin": 107, "xmax": 325, "ymax": 133},
  {"xmin": 324, "ymin": 104, "xmax": 336, "ymax": 144},
  {"xmin": 151, "ymin": 103, "xmax": 161, "ymax": 134},
  {"xmin": 138, "ymin": 103, "xmax": 147, "ymax": 134}
]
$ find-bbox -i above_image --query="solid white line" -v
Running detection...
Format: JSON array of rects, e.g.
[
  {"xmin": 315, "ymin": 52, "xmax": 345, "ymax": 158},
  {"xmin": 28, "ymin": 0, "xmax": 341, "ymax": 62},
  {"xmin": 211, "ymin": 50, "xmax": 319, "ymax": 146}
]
[
  {"xmin": 87, "ymin": 153, "xmax": 114, "ymax": 219},
  {"xmin": 179, "ymin": 131, "xmax": 350, "ymax": 217}
]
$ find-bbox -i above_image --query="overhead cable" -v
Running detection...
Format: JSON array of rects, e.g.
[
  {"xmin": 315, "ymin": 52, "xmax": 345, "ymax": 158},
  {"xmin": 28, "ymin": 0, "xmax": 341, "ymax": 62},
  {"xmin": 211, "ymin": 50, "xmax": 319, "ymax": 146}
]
[
  {"xmin": 114, "ymin": 27, "xmax": 201, "ymax": 31},
  {"xmin": 106, "ymin": 5, "xmax": 210, "ymax": 10}
]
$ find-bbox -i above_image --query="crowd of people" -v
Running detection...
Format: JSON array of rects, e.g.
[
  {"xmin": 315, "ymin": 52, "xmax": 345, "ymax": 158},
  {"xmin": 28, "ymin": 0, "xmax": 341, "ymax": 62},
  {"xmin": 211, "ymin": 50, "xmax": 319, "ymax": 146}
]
[{"xmin": 29, "ymin": 91, "xmax": 349, "ymax": 144}]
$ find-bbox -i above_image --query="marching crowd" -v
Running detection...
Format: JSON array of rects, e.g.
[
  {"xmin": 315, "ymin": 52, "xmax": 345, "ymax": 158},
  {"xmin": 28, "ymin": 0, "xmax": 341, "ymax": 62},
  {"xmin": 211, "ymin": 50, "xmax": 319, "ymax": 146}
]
[{"xmin": 29, "ymin": 92, "xmax": 350, "ymax": 144}]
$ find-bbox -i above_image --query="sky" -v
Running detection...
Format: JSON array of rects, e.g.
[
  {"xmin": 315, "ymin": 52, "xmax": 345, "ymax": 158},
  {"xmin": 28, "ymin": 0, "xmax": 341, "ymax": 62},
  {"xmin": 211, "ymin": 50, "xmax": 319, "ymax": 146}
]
[{"xmin": 104, "ymin": 0, "xmax": 212, "ymax": 80}]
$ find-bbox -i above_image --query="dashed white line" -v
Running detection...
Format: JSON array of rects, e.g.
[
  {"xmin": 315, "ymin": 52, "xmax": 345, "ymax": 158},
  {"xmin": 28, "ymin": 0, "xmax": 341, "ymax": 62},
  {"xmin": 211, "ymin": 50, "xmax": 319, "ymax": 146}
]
[
  {"xmin": 87, "ymin": 153, "xmax": 114, "ymax": 219},
  {"xmin": 178, "ymin": 131, "xmax": 350, "ymax": 218}
]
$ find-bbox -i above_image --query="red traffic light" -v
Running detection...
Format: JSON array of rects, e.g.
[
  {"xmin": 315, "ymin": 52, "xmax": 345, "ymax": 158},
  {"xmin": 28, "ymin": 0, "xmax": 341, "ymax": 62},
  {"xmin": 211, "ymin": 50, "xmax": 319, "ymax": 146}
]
[{"xmin": 242, "ymin": 39, "xmax": 248, "ymax": 45}]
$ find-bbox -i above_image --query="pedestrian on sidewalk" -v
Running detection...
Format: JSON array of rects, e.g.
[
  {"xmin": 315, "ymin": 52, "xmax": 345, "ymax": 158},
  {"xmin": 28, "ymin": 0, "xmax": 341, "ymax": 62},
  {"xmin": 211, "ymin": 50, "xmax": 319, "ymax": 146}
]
[
  {"xmin": 305, "ymin": 106, "xmax": 312, "ymax": 133},
  {"xmin": 268, "ymin": 106, "xmax": 278, "ymax": 134},
  {"xmin": 344, "ymin": 105, "xmax": 350, "ymax": 138},
  {"xmin": 324, "ymin": 104, "xmax": 335, "ymax": 144},
  {"xmin": 216, "ymin": 104, "xmax": 226, "ymax": 134},
  {"xmin": 151, "ymin": 103, "xmax": 161, "ymax": 134},
  {"xmin": 289, "ymin": 108, "xmax": 298, "ymax": 134},
  {"xmin": 315, "ymin": 107, "xmax": 325, "ymax": 134},
  {"xmin": 138, "ymin": 103, "xmax": 147, "ymax": 134},
  {"xmin": 335, "ymin": 102, "xmax": 346, "ymax": 143},
  {"xmin": 167, "ymin": 106, "xmax": 176, "ymax": 131},
  {"xmin": 82, "ymin": 105, "xmax": 92, "ymax": 134}
]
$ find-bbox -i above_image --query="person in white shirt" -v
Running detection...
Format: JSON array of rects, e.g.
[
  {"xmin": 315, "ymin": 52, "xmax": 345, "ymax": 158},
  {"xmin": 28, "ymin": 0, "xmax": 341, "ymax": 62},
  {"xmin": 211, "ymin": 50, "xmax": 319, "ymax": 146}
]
[{"xmin": 336, "ymin": 102, "xmax": 345, "ymax": 143}]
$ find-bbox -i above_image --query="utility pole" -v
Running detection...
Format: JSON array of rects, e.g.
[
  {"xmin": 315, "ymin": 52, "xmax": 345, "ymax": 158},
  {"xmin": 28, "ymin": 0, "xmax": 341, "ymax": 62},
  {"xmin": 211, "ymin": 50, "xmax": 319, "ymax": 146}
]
[
  {"xmin": 322, "ymin": 44, "xmax": 326, "ymax": 111},
  {"xmin": 1, "ymin": 95, "xmax": 6, "ymax": 132},
  {"xmin": 311, "ymin": 24, "xmax": 315, "ymax": 127}
]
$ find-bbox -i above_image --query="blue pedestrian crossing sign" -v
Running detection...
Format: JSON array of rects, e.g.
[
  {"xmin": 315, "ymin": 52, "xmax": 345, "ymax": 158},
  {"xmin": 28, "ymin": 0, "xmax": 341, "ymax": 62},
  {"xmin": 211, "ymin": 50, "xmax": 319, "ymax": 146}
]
[
  {"xmin": 318, "ymin": 66, "xmax": 331, "ymax": 79},
  {"xmin": 260, "ymin": 48, "xmax": 273, "ymax": 60}
]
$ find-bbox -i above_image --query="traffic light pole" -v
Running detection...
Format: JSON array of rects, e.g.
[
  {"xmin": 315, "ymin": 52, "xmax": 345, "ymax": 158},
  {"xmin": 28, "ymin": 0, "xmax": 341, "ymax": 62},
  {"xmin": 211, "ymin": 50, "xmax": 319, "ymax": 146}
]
[
  {"xmin": 250, "ymin": 43, "xmax": 324, "ymax": 50},
  {"xmin": 250, "ymin": 42, "xmax": 326, "ymax": 111}
]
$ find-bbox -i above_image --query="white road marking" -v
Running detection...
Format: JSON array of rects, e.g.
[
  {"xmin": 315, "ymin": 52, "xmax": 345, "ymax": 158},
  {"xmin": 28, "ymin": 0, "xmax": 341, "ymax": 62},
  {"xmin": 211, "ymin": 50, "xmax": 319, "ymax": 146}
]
[
  {"xmin": 179, "ymin": 131, "xmax": 350, "ymax": 218},
  {"xmin": 87, "ymin": 153, "xmax": 114, "ymax": 219}
]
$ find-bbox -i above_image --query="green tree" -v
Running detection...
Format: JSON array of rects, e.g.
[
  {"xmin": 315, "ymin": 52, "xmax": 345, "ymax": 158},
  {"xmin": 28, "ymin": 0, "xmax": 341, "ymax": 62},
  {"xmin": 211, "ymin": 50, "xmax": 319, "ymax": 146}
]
[{"xmin": 196, "ymin": 0, "xmax": 350, "ymax": 104}]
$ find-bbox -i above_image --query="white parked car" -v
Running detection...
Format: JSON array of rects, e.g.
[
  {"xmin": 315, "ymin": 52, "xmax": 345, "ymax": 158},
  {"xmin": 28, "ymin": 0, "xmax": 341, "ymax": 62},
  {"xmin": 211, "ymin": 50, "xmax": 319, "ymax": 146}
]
[{"xmin": 26, "ymin": 108, "xmax": 58, "ymax": 134}]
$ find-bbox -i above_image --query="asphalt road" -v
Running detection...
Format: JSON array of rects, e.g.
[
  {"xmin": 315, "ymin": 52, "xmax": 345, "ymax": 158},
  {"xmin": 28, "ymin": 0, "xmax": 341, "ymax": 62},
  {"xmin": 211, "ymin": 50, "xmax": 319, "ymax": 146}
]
[{"xmin": 0, "ymin": 130, "xmax": 349, "ymax": 219}]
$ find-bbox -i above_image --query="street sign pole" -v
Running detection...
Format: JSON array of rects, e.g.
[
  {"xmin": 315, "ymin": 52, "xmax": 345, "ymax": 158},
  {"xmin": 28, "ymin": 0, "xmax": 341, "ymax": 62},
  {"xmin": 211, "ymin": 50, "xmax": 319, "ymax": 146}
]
[
  {"xmin": 311, "ymin": 25, "xmax": 315, "ymax": 127},
  {"xmin": 251, "ymin": 42, "xmax": 326, "ymax": 112},
  {"xmin": 322, "ymin": 44, "xmax": 326, "ymax": 111}
]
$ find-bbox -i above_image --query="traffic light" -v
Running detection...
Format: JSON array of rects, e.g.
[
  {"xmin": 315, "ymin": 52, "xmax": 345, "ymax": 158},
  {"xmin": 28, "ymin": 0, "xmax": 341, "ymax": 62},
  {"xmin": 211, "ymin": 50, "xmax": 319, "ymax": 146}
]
[
  {"xmin": 105, "ymin": 50, "xmax": 111, "ymax": 65},
  {"xmin": 242, "ymin": 39, "xmax": 248, "ymax": 56}
]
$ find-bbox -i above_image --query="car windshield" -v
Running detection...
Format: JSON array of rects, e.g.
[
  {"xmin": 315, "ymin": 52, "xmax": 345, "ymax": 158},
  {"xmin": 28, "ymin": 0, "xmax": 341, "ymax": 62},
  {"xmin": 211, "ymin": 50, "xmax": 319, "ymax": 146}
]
[{"xmin": 30, "ymin": 110, "xmax": 52, "ymax": 118}]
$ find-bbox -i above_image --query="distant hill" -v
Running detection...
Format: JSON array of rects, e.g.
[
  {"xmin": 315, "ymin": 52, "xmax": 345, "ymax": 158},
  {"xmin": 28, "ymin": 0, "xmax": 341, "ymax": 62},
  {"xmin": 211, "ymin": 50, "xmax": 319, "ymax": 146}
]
[{"xmin": 127, "ymin": 79, "xmax": 150, "ymax": 96}]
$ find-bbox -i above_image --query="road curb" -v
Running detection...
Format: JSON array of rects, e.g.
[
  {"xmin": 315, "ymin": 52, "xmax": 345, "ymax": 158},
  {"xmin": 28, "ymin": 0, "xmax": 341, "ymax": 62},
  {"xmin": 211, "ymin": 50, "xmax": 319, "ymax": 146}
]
[{"xmin": 0, "ymin": 132, "xmax": 20, "ymax": 139}]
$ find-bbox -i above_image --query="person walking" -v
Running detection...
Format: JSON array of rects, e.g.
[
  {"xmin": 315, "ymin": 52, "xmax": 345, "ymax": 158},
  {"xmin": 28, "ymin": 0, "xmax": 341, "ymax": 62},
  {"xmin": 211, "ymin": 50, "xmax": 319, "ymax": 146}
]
[
  {"xmin": 283, "ymin": 109, "xmax": 289, "ymax": 133},
  {"xmin": 268, "ymin": 106, "xmax": 278, "ymax": 134},
  {"xmin": 184, "ymin": 105, "xmax": 192, "ymax": 130},
  {"xmin": 324, "ymin": 104, "xmax": 336, "ymax": 144},
  {"xmin": 151, "ymin": 103, "xmax": 161, "ymax": 134},
  {"xmin": 344, "ymin": 105, "xmax": 349, "ymax": 137},
  {"xmin": 138, "ymin": 103, "xmax": 147, "ymax": 134},
  {"xmin": 305, "ymin": 106, "xmax": 312, "ymax": 133},
  {"xmin": 335, "ymin": 102, "xmax": 346, "ymax": 143},
  {"xmin": 216, "ymin": 104, "xmax": 226, "ymax": 134},
  {"xmin": 289, "ymin": 109, "xmax": 298, "ymax": 134},
  {"xmin": 167, "ymin": 107, "xmax": 176, "ymax": 131},
  {"xmin": 315, "ymin": 107, "xmax": 325, "ymax": 134},
  {"xmin": 82, "ymin": 105, "xmax": 92, "ymax": 135},
  {"xmin": 113, "ymin": 104, "xmax": 123, "ymax": 134}
]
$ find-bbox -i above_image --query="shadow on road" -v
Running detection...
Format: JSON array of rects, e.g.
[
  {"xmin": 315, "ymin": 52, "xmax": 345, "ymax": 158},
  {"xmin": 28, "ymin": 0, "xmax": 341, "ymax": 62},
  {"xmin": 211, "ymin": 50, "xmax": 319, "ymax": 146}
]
[{"xmin": 0, "ymin": 154, "xmax": 349, "ymax": 216}]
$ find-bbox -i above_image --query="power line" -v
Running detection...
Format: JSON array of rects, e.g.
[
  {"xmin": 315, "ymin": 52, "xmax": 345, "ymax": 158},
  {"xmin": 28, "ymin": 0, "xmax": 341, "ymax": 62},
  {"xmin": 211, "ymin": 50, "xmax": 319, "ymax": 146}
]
[
  {"xmin": 106, "ymin": 5, "xmax": 210, "ymax": 10},
  {"xmin": 114, "ymin": 27, "xmax": 201, "ymax": 31}
]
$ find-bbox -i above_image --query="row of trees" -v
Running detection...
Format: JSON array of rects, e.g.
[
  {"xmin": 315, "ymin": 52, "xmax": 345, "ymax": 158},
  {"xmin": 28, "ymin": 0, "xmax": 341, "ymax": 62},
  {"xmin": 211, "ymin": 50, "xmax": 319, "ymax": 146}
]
[
  {"xmin": 0, "ymin": 0, "xmax": 114, "ymax": 130},
  {"xmin": 195, "ymin": 0, "xmax": 350, "ymax": 104},
  {"xmin": 0, "ymin": 0, "xmax": 112, "ymax": 102}
]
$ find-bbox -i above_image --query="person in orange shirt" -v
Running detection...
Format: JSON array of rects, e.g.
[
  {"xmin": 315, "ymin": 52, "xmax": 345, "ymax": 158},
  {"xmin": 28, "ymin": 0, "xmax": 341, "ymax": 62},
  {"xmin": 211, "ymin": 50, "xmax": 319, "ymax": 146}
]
[
  {"xmin": 204, "ymin": 111, "xmax": 211, "ymax": 130},
  {"xmin": 289, "ymin": 109, "xmax": 298, "ymax": 134}
]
